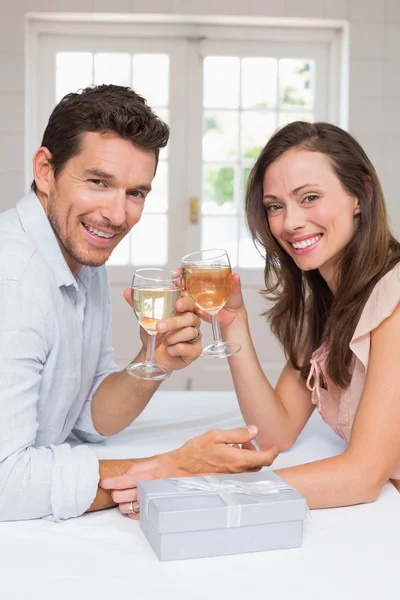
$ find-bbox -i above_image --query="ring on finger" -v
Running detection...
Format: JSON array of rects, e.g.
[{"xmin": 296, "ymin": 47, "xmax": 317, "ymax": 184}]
[
  {"xmin": 128, "ymin": 501, "xmax": 140, "ymax": 515},
  {"xmin": 189, "ymin": 326, "xmax": 201, "ymax": 342}
]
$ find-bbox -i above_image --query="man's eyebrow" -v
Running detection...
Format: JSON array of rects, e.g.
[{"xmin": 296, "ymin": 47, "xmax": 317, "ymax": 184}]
[
  {"xmin": 263, "ymin": 183, "xmax": 321, "ymax": 201},
  {"xmin": 135, "ymin": 184, "xmax": 152, "ymax": 192},
  {"xmin": 84, "ymin": 168, "xmax": 115, "ymax": 180}
]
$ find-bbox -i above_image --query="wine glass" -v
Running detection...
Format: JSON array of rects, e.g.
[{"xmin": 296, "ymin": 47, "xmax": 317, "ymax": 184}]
[
  {"xmin": 181, "ymin": 249, "xmax": 241, "ymax": 358},
  {"xmin": 126, "ymin": 268, "xmax": 181, "ymax": 380}
]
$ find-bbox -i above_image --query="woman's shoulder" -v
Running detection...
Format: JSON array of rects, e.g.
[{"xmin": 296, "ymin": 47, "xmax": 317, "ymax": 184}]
[{"xmin": 350, "ymin": 262, "xmax": 400, "ymax": 351}]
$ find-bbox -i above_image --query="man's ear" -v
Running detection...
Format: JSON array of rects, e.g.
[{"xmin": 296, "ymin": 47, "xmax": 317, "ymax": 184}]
[{"xmin": 32, "ymin": 147, "xmax": 53, "ymax": 195}]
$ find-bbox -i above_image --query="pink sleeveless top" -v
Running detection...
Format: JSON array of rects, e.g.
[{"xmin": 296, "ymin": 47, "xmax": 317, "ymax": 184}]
[{"xmin": 306, "ymin": 263, "xmax": 400, "ymax": 478}]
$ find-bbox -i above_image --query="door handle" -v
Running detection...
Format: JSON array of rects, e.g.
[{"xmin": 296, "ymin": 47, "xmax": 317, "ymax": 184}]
[{"xmin": 189, "ymin": 197, "xmax": 199, "ymax": 224}]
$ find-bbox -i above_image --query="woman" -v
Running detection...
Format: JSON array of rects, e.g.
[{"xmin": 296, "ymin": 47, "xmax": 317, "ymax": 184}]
[{"xmin": 204, "ymin": 121, "xmax": 400, "ymax": 508}]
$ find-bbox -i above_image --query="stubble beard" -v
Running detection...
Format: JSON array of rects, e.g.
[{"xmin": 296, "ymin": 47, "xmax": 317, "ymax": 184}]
[{"xmin": 47, "ymin": 188, "xmax": 110, "ymax": 269}]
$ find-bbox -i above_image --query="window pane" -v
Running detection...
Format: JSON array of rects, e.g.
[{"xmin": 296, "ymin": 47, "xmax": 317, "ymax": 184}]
[
  {"xmin": 241, "ymin": 111, "xmax": 276, "ymax": 159},
  {"xmin": 202, "ymin": 165, "xmax": 235, "ymax": 214},
  {"xmin": 201, "ymin": 217, "xmax": 238, "ymax": 268},
  {"xmin": 132, "ymin": 54, "xmax": 169, "ymax": 107},
  {"xmin": 203, "ymin": 111, "xmax": 238, "ymax": 161},
  {"xmin": 204, "ymin": 57, "xmax": 240, "ymax": 109},
  {"xmin": 241, "ymin": 58, "xmax": 277, "ymax": 109},
  {"xmin": 107, "ymin": 232, "xmax": 131, "ymax": 266},
  {"xmin": 145, "ymin": 161, "xmax": 168, "ymax": 214},
  {"xmin": 278, "ymin": 112, "xmax": 314, "ymax": 128},
  {"xmin": 56, "ymin": 52, "xmax": 93, "ymax": 102},
  {"xmin": 239, "ymin": 223, "xmax": 264, "ymax": 268},
  {"xmin": 94, "ymin": 53, "xmax": 131, "ymax": 87},
  {"xmin": 131, "ymin": 214, "xmax": 167, "ymax": 266},
  {"xmin": 279, "ymin": 59, "xmax": 314, "ymax": 109}
]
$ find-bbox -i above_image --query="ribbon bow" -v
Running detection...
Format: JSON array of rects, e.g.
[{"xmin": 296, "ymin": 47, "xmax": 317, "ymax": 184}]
[
  {"xmin": 176, "ymin": 477, "xmax": 286, "ymax": 496},
  {"xmin": 145, "ymin": 475, "xmax": 292, "ymax": 528}
]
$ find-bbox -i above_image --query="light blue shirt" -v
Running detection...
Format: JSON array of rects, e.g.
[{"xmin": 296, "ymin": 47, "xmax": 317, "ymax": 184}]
[{"xmin": 0, "ymin": 191, "xmax": 120, "ymax": 521}]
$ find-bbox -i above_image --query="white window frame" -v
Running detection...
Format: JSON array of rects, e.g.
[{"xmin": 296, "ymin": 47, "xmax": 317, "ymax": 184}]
[{"xmin": 25, "ymin": 13, "xmax": 349, "ymax": 285}]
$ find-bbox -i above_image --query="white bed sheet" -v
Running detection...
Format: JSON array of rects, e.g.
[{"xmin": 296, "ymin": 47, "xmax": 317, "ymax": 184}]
[{"xmin": 1, "ymin": 391, "xmax": 399, "ymax": 600}]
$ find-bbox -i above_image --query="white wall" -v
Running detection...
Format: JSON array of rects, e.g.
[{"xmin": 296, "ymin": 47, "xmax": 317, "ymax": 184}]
[
  {"xmin": 1, "ymin": 0, "xmax": 399, "ymax": 390},
  {"xmin": 1, "ymin": 0, "xmax": 400, "ymax": 230}
]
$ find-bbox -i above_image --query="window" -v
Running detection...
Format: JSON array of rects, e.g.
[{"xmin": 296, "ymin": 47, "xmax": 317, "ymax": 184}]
[{"xmin": 28, "ymin": 18, "xmax": 341, "ymax": 279}]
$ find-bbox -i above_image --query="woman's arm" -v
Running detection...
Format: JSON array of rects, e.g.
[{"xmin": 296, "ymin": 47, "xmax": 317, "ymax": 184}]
[
  {"xmin": 203, "ymin": 274, "xmax": 314, "ymax": 451},
  {"xmin": 275, "ymin": 301, "xmax": 400, "ymax": 508},
  {"xmin": 224, "ymin": 308, "xmax": 314, "ymax": 450}
]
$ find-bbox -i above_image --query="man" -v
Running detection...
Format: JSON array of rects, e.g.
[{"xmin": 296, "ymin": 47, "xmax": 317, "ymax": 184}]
[{"xmin": 0, "ymin": 85, "xmax": 278, "ymax": 522}]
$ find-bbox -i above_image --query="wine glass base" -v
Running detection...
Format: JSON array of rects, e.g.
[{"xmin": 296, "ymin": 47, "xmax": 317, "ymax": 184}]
[
  {"xmin": 126, "ymin": 362, "xmax": 171, "ymax": 380},
  {"xmin": 201, "ymin": 341, "xmax": 241, "ymax": 359}
]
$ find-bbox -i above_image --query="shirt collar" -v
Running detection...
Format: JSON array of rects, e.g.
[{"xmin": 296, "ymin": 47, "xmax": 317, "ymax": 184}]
[{"xmin": 16, "ymin": 190, "xmax": 96, "ymax": 290}]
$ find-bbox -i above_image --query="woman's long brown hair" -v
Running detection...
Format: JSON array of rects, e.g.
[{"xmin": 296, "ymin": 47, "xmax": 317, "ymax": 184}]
[{"xmin": 246, "ymin": 121, "xmax": 400, "ymax": 388}]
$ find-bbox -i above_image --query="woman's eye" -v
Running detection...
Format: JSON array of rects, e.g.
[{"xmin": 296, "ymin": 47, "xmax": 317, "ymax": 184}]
[
  {"xmin": 265, "ymin": 204, "xmax": 282, "ymax": 213},
  {"xmin": 302, "ymin": 194, "xmax": 319, "ymax": 203}
]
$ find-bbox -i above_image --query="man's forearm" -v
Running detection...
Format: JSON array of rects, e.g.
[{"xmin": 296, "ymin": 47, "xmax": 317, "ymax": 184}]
[{"xmin": 91, "ymin": 348, "xmax": 161, "ymax": 435}]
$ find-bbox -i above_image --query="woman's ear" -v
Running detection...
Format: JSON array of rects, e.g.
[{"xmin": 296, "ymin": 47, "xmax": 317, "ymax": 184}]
[{"xmin": 354, "ymin": 175, "xmax": 373, "ymax": 216}]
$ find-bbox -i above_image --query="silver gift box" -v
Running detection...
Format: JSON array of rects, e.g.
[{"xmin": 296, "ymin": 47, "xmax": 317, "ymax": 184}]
[{"xmin": 138, "ymin": 470, "xmax": 307, "ymax": 561}]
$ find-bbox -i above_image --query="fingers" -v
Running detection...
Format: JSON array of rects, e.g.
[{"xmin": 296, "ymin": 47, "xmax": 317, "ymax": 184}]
[
  {"xmin": 123, "ymin": 288, "xmax": 133, "ymax": 308},
  {"xmin": 243, "ymin": 445, "xmax": 279, "ymax": 469},
  {"xmin": 119, "ymin": 501, "xmax": 140, "ymax": 520},
  {"xmin": 162, "ymin": 325, "xmax": 202, "ymax": 347},
  {"xmin": 175, "ymin": 294, "xmax": 195, "ymax": 314},
  {"xmin": 209, "ymin": 425, "xmax": 258, "ymax": 445},
  {"xmin": 225, "ymin": 273, "xmax": 244, "ymax": 310},
  {"xmin": 111, "ymin": 488, "xmax": 138, "ymax": 504},
  {"xmin": 241, "ymin": 440, "xmax": 256, "ymax": 451},
  {"xmin": 157, "ymin": 308, "xmax": 200, "ymax": 334}
]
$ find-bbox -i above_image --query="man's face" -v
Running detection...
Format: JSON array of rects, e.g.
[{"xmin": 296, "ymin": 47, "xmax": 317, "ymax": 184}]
[{"xmin": 43, "ymin": 131, "xmax": 156, "ymax": 274}]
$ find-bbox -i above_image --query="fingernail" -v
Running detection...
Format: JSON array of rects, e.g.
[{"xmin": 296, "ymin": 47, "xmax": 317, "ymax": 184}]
[
  {"xmin": 246, "ymin": 425, "xmax": 257, "ymax": 435},
  {"xmin": 158, "ymin": 322, "xmax": 167, "ymax": 331}
]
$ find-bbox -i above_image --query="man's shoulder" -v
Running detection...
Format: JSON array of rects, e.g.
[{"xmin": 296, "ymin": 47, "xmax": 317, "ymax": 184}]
[{"xmin": 0, "ymin": 228, "xmax": 38, "ymax": 283}]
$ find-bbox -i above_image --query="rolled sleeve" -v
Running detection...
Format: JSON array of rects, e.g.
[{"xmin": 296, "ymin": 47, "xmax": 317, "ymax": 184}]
[
  {"xmin": 0, "ymin": 278, "xmax": 100, "ymax": 521},
  {"xmin": 0, "ymin": 444, "xmax": 99, "ymax": 522}
]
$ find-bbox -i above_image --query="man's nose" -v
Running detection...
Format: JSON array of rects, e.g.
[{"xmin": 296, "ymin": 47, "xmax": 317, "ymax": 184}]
[{"xmin": 100, "ymin": 191, "xmax": 126, "ymax": 227}]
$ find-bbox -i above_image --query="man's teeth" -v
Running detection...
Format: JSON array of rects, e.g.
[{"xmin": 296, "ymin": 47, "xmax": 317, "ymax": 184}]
[
  {"xmin": 85, "ymin": 223, "xmax": 115, "ymax": 239},
  {"xmin": 291, "ymin": 235, "xmax": 322, "ymax": 249}
]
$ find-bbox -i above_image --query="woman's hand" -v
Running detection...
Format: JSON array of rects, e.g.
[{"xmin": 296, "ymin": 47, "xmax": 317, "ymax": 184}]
[{"xmin": 195, "ymin": 273, "xmax": 247, "ymax": 331}]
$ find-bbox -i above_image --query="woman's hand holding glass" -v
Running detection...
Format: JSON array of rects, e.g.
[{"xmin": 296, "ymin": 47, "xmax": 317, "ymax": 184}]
[
  {"xmin": 195, "ymin": 271, "xmax": 247, "ymax": 331},
  {"xmin": 182, "ymin": 249, "xmax": 243, "ymax": 357}
]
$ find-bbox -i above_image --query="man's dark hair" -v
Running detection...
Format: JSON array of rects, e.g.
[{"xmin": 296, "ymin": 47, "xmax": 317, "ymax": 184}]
[{"xmin": 31, "ymin": 84, "xmax": 170, "ymax": 191}]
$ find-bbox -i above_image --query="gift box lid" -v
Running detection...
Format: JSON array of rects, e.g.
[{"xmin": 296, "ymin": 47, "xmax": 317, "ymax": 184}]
[{"xmin": 137, "ymin": 471, "xmax": 307, "ymax": 534}]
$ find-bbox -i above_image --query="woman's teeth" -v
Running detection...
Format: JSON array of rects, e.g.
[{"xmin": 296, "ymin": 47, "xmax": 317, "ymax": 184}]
[{"xmin": 291, "ymin": 234, "xmax": 322, "ymax": 249}]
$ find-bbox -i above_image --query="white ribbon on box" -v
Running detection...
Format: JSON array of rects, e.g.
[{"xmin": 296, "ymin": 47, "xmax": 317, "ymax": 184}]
[{"xmin": 144, "ymin": 475, "xmax": 293, "ymax": 528}]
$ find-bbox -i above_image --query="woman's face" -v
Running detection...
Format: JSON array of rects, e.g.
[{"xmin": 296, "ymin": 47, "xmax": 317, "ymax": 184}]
[{"xmin": 262, "ymin": 148, "xmax": 360, "ymax": 290}]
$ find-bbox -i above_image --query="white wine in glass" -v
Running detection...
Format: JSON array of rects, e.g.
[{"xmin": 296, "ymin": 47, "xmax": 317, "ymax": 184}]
[
  {"xmin": 127, "ymin": 268, "xmax": 181, "ymax": 380},
  {"xmin": 182, "ymin": 249, "xmax": 241, "ymax": 358}
]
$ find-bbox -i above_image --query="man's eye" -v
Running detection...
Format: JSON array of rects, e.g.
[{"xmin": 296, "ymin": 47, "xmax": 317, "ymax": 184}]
[
  {"xmin": 128, "ymin": 190, "xmax": 145, "ymax": 198},
  {"xmin": 89, "ymin": 179, "xmax": 105, "ymax": 187}
]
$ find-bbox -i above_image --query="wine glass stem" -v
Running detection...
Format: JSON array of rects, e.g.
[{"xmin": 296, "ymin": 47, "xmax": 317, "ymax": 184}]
[
  {"xmin": 211, "ymin": 314, "xmax": 222, "ymax": 344},
  {"xmin": 145, "ymin": 334, "xmax": 156, "ymax": 367}
]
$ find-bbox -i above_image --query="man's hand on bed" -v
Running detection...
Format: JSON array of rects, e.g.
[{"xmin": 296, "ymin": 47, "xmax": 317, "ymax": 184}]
[{"xmin": 99, "ymin": 426, "xmax": 279, "ymax": 519}]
